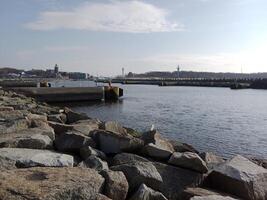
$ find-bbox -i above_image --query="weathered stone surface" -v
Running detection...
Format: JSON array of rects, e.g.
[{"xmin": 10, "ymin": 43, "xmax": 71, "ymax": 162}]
[
  {"xmin": 190, "ymin": 195, "xmax": 238, "ymax": 200},
  {"xmin": 100, "ymin": 170, "xmax": 129, "ymax": 200},
  {"xmin": 95, "ymin": 130, "xmax": 144, "ymax": 154},
  {"xmin": 124, "ymin": 126, "xmax": 142, "ymax": 138},
  {"xmin": 0, "ymin": 148, "xmax": 73, "ymax": 167},
  {"xmin": 100, "ymin": 121, "xmax": 128, "ymax": 135},
  {"xmin": 27, "ymin": 113, "xmax": 47, "ymax": 122},
  {"xmin": 0, "ymin": 167, "xmax": 105, "ymax": 200},
  {"xmin": 168, "ymin": 152, "xmax": 208, "ymax": 173},
  {"xmin": 80, "ymin": 146, "xmax": 107, "ymax": 160},
  {"xmin": 206, "ymin": 155, "xmax": 267, "ymax": 200},
  {"xmin": 112, "ymin": 153, "xmax": 150, "ymax": 166},
  {"xmin": 79, "ymin": 155, "xmax": 108, "ymax": 171},
  {"xmin": 55, "ymin": 131, "xmax": 96, "ymax": 153},
  {"xmin": 72, "ymin": 120, "xmax": 100, "ymax": 135},
  {"xmin": 0, "ymin": 156, "xmax": 17, "ymax": 170},
  {"xmin": 48, "ymin": 113, "xmax": 67, "ymax": 123},
  {"xmin": 199, "ymin": 152, "xmax": 225, "ymax": 170},
  {"xmin": 153, "ymin": 162, "xmax": 204, "ymax": 200},
  {"xmin": 30, "ymin": 104, "xmax": 59, "ymax": 115},
  {"xmin": 96, "ymin": 194, "xmax": 112, "ymax": 200},
  {"xmin": 64, "ymin": 107, "xmax": 89, "ymax": 124},
  {"xmin": 182, "ymin": 187, "xmax": 238, "ymax": 200},
  {"xmin": 0, "ymin": 110, "xmax": 29, "ymax": 134},
  {"xmin": 0, "ymin": 129, "xmax": 54, "ymax": 149},
  {"xmin": 111, "ymin": 161, "xmax": 163, "ymax": 192},
  {"xmin": 48, "ymin": 121, "xmax": 73, "ymax": 134},
  {"xmin": 142, "ymin": 130, "xmax": 174, "ymax": 160},
  {"xmin": 129, "ymin": 184, "xmax": 168, "ymax": 200},
  {"xmin": 249, "ymin": 157, "xmax": 267, "ymax": 169},
  {"xmin": 169, "ymin": 139, "xmax": 199, "ymax": 153},
  {"xmin": 0, "ymin": 106, "xmax": 14, "ymax": 111}
]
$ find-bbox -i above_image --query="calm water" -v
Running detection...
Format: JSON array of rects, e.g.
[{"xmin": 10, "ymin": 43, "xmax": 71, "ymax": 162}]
[{"xmin": 61, "ymin": 81, "xmax": 267, "ymax": 159}]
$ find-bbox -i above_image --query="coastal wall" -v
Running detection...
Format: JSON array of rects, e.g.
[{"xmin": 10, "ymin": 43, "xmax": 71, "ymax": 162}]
[{"xmin": 0, "ymin": 89, "xmax": 267, "ymax": 200}]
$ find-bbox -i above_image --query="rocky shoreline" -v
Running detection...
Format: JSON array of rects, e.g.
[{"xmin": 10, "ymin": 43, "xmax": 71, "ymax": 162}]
[{"xmin": 0, "ymin": 88, "xmax": 267, "ymax": 200}]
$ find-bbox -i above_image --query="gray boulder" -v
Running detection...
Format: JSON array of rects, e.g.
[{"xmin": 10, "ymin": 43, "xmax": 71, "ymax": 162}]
[
  {"xmin": 169, "ymin": 140, "xmax": 199, "ymax": 153},
  {"xmin": 111, "ymin": 161, "xmax": 163, "ymax": 192},
  {"xmin": 78, "ymin": 155, "xmax": 108, "ymax": 171},
  {"xmin": 0, "ymin": 106, "xmax": 14, "ymax": 111},
  {"xmin": 55, "ymin": 131, "xmax": 96, "ymax": 153},
  {"xmin": 129, "ymin": 183, "xmax": 168, "ymax": 200},
  {"xmin": 153, "ymin": 162, "xmax": 204, "ymax": 200},
  {"xmin": 112, "ymin": 153, "xmax": 150, "ymax": 166},
  {"xmin": 142, "ymin": 130, "xmax": 174, "ymax": 160},
  {"xmin": 94, "ymin": 130, "xmax": 144, "ymax": 154},
  {"xmin": 100, "ymin": 170, "xmax": 129, "ymax": 200},
  {"xmin": 168, "ymin": 152, "xmax": 208, "ymax": 173},
  {"xmin": 100, "ymin": 121, "xmax": 128, "ymax": 135},
  {"xmin": 199, "ymin": 152, "xmax": 225, "ymax": 170},
  {"xmin": 0, "ymin": 167, "xmax": 105, "ymax": 200},
  {"xmin": 190, "ymin": 195, "xmax": 238, "ymax": 200},
  {"xmin": 0, "ymin": 148, "xmax": 73, "ymax": 167},
  {"xmin": 64, "ymin": 107, "xmax": 89, "ymax": 124},
  {"xmin": 206, "ymin": 155, "xmax": 267, "ymax": 200},
  {"xmin": 47, "ymin": 113, "xmax": 67, "ymax": 123},
  {"xmin": 80, "ymin": 146, "xmax": 107, "ymax": 160}
]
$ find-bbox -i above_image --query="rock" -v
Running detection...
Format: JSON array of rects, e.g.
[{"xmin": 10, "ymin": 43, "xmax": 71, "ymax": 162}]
[
  {"xmin": 129, "ymin": 184, "xmax": 168, "ymax": 200},
  {"xmin": 72, "ymin": 119, "xmax": 100, "ymax": 135},
  {"xmin": 124, "ymin": 127, "xmax": 142, "ymax": 138},
  {"xmin": 249, "ymin": 157, "xmax": 267, "ymax": 169},
  {"xmin": 48, "ymin": 121, "xmax": 73, "ymax": 134},
  {"xmin": 0, "ymin": 167, "xmax": 105, "ymax": 200},
  {"xmin": 0, "ymin": 110, "xmax": 29, "ymax": 134},
  {"xmin": 142, "ymin": 130, "xmax": 174, "ymax": 159},
  {"xmin": 94, "ymin": 130, "xmax": 144, "ymax": 154},
  {"xmin": 78, "ymin": 155, "xmax": 108, "ymax": 171},
  {"xmin": 100, "ymin": 121, "xmax": 128, "ymax": 135},
  {"xmin": 199, "ymin": 152, "xmax": 225, "ymax": 169},
  {"xmin": 64, "ymin": 107, "xmax": 89, "ymax": 124},
  {"xmin": 100, "ymin": 170, "xmax": 129, "ymax": 200},
  {"xmin": 206, "ymin": 155, "xmax": 267, "ymax": 200},
  {"xmin": 30, "ymin": 104, "xmax": 59, "ymax": 115},
  {"xmin": 143, "ymin": 143, "xmax": 173, "ymax": 160},
  {"xmin": 0, "ymin": 128, "xmax": 54, "ymax": 149},
  {"xmin": 168, "ymin": 152, "xmax": 208, "ymax": 173},
  {"xmin": 190, "ymin": 195, "xmax": 238, "ymax": 200},
  {"xmin": 48, "ymin": 113, "xmax": 67, "ymax": 123},
  {"xmin": 112, "ymin": 153, "xmax": 150, "ymax": 166},
  {"xmin": 111, "ymin": 161, "xmax": 163, "ymax": 192},
  {"xmin": 0, "ymin": 156, "xmax": 17, "ymax": 170},
  {"xmin": 27, "ymin": 113, "xmax": 47, "ymax": 122},
  {"xmin": 80, "ymin": 146, "xmax": 107, "ymax": 160},
  {"xmin": 55, "ymin": 131, "xmax": 96, "ymax": 153},
  {"xmin": 0, "ymin": 106, "xmax": 14, "ymax": 111},
  {"xmin": 169, "ymin": 140, "xmax": 199, "ymax": 153},
  {"xmin": 182, "ymin": 187, "xmax": 238, "ymax": 200},
  {"xmin": 96, "ymin": 194, "xmax": 112, "ymax": 200},
  {"xmin": 0, "ymin": 148, "xmax": 73, "ymax": 167},
  {"xmin": 153, "ymin": 162, "xmax": 204, "ymax": 200}
]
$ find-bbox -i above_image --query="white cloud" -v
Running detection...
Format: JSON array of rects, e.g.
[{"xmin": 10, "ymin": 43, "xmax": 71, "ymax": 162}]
[{"xmin": 25, "ymin": 1, "xmax": 182, "ymax": 33}]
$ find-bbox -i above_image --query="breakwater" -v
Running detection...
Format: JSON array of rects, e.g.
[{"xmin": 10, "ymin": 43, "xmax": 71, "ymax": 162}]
[{"xmin": 0, "ymin": 88, "xmax": 267, "ymax": 200}]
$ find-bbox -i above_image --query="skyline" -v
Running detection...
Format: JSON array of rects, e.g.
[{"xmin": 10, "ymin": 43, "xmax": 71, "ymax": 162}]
[{"xmin": 1, "ymin": 0, "xmax": 267, "ymax": 76}]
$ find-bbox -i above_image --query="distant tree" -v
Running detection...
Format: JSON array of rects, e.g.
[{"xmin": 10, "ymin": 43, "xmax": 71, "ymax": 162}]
[{"xmin": 127, "ymin": 72, "xmax": 134, "ymax": 78}]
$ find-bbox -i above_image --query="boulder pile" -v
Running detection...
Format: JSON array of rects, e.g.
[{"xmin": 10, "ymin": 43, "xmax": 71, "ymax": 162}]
[{"xmin": 0, "ymin": 89, "xmax": 266, "ymax": 200}]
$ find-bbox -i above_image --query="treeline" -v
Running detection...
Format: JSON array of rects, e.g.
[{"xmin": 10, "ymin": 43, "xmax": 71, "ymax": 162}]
[{"xmin": 127, "ymin": 71, "xmax": 267, "ymax": 79}]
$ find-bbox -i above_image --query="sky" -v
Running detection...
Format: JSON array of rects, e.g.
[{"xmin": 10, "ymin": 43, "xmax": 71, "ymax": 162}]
[{"xmin": 0, "ymin": 0, "xmax": 267, "ymax": 76}]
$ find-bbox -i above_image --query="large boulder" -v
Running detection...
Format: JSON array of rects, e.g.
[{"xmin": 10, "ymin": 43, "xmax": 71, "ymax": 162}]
[
  {"xmin": 153, "ymin": 162, "xmax": 204, "ymax": 200},
  {"xmin": 111, "ymin": 161, "xmax": 163, "ymax": 192},
  {"xmin": 79, "ymin": 155, "xmax": 108, "ymax": 171},
  {"xmin": 0, "ymin": 110, "xmax": 29, "ymax": 134},
  {"xmin": 112, "ymin": 153, "xmax": 150, "ymax": 166},
  {"xmin": 0, "ymin": 167, "xmax": 105, "ymax": 200},
  {"xmin": 94, "ymin": 130, "xmax": 144, "ymax": 154},
  {"xmin": 168, "ymin": 152, "xmax": 208, "ymax": 173},
  {"xmin": 80, "ymin": 146, "xmax": 107, "ymax": 160},
  {"xmin": 64, "ymin": 107, "xmax": 89, "ymax": 124},
  {"xmin": 72, "ymin": 119, "xmax": 101, "ymax": 135},
  {"xmin": 0, "ymin": 106, "xmax": 14, "ymax": 111},
  {"xmin": 142, "ymin": 130, "xmax": 174, "ymax": 160},
  {"xmin": 100, "ymin": 121, "xmax": 128, "ymax": 135},
  {"xmin": 169, "ymin": 139, "xmax": 199, "ymax": 153},
  {"xmin": 0, "ymin": 148, "xmax": 73, "ymax": 167},
  {"xmin": 47, "ymin": 113, "xmax": 67, "ymax": 124},
  {"xmin": 199, "ymin": 152, "xmax": 225, "ymax": 170},
  {"xmin": 55, "ymin": 131, "xmax": 96, "ymax": 153},
  {"xmin": 0, "ymin": 129, "xmax": 53, "ymax": 149},
  {"xmin": 129, "ymin": 183, "xmax": 167, "ymax": 200},
  {"xmin": 206, "ymin": 155, "xmax": 267, "ymax": 200},
  {"xmin": 100, "ymin": 170, "xmax": 129, "ymax": 200}
]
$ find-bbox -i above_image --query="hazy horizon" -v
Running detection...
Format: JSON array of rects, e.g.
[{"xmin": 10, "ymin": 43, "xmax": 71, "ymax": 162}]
[{"xmin": 1, "ymin": 0, "xmax": 267, "ymax": 76}]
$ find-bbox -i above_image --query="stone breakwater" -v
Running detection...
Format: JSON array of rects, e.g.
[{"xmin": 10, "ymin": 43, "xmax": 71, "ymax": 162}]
[{"xmin": 0, "ymin": 89, "xmax": 267, "ymax": 200}]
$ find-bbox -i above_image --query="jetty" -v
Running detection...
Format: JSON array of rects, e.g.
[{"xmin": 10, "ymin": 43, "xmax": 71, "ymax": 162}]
[{"xmin": 7, "ymin": 86, "xmax": 123, "ymax": 102}]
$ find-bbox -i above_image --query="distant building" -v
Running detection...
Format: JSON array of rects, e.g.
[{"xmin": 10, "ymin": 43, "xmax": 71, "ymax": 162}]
[
  {"xmin": 54, "ymin": 64, "xmax": 59, "ymax": 74},
  {"xmin": 69, "ymin": 72, "xmax": 88, "ymax": 80}
]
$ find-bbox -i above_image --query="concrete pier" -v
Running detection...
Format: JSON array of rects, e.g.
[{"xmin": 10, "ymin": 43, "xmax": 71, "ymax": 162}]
[{"xmin": 9, "ymin": 86, "xmax": 123, "ymax": 102}]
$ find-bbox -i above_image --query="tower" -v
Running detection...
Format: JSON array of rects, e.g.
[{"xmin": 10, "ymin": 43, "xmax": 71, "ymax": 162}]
[
  {"xmin": 54, "ymin": 64, "xmax": 59, "ymax": 74},
  {"xmin": 177, "ymin": 65, "xmax": 180, "ymax": 78},
  {"xmin": 122, "ymin": 67, "xmax": 125, "ymax": 78}
]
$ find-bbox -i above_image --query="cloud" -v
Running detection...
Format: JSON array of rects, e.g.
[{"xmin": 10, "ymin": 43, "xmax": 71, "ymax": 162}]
[{"xmin": 25, "ymin": 1, "xmax": 183, "ymax": 33}]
